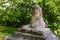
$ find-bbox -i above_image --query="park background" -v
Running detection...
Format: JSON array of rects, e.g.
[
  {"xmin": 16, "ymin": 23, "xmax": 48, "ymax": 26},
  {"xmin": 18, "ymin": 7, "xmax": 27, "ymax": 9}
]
[{"xmin": 0, "ymin": 0, "xmax": 60, "ymax": 40}]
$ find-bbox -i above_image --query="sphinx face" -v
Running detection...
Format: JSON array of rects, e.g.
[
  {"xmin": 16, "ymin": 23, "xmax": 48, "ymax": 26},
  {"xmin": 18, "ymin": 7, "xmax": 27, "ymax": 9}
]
[
  {"xmin": 32, "ymin": 8, "xmax": 38, "ymax": 16},
  {"xmin": 32, "ymin": 5, "xmax": 42, "ymax": 17},
  {"xmin": 32, "ymin": 8, "xmax": 41, "ymax": 17}
]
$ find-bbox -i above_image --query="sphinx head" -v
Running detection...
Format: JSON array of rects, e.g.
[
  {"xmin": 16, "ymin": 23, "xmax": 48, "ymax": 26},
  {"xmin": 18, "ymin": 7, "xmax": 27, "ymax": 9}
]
[{"xmin": 32, "ymin": 5, "xmax": 42, "ymax": 16}]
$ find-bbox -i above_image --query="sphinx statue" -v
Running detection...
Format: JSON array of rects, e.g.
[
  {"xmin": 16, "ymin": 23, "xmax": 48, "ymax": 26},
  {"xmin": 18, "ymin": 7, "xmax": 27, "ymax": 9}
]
[
  {"xmin": 3, "ymin": 5, "xmax": 58, "ymax": 40},
  {"xmin": 22, "ymin": 5, "xmax": 46, "ymax": 32},
  {"xmin": 21, "ymin": 5, "xmax": 50, "ymax": 34}
]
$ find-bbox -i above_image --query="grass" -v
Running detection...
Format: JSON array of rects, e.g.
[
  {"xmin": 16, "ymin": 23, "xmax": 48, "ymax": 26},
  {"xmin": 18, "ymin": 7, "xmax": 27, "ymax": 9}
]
[
  {"xmin": 0, "ymin": 26, "xmax": 17, "ymax": 34},
  {"xmin": 0, "ymin": 37, "xmax": 3, "ymax": 40},
  {"xmin": 0, "ymin": 26, "xmax": 17, "ymax": 40},
  {"xmin": 0, "ymin": 32, "xmax": 10, "ymax": 40}
]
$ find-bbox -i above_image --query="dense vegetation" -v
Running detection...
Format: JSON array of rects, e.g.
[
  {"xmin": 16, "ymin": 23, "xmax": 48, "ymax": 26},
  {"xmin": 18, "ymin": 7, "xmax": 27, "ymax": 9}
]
[{"xmin": 0, "ymin": 0, "xmax": 60, "ymax": 39}]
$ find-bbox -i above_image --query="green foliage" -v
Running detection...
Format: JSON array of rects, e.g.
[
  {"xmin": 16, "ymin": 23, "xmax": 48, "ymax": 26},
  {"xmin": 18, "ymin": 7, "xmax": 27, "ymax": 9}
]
[
  {"xmin": 42, "ymin": 1, "xmax": 59, "ymax": 31},
  {"xmin": 0, "ymin": 26, "xmax": 17, "ymax": 37},
  {"xmin": 0, "ymin": 0, "xmax": 60, "ymax": 31},
  {"xmin": 0, "ymin": 26, "xmax": 17, "ymax": 34},
  {"xmin": 0, "ymin": 0, "xmax": 34, "ymax": 27},
  {"xmin": 0, "ymin": 0, "xmax": 60, "ymax": 39}
]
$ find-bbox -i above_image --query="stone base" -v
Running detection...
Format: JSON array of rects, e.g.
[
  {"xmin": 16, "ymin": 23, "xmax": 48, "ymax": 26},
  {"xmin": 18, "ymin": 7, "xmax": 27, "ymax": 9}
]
[
  {"xmin": 3, "ymin": 28, "xmax": 58, "ymax": 40},
  {"xmin": 18, "ymin": 28, "xmax": 50, "ymax": 36},
  {"xmin": 3, "ymin": 32, "xmax": 44, "ymax": 40}
]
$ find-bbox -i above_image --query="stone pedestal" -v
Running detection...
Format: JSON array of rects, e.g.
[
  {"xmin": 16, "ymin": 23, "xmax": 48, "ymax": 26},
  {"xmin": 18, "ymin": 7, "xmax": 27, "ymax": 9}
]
[{"xmin": 3, "ymin": 28, "xmax": 58, "ymax": 40}]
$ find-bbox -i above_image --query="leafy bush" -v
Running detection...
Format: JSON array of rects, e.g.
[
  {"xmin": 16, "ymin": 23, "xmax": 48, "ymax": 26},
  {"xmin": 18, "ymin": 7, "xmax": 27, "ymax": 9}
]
[
  {"xmin": 0, "ymin": 0, "xmax": 60, "ymax": 32},
  {"xmin": 42, "ymin": 1, "xmax": 59, "ymax": 31}
]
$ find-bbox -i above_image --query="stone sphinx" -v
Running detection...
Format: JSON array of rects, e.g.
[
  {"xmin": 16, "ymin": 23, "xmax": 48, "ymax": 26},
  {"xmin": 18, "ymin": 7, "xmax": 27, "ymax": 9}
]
[
  {"xmin": 3, "ymin": 5, "xmax": 58, "ymax": 40},
  {"xmin": 22, "ymin": 5, "xmax": 46, "ymax": 32}
]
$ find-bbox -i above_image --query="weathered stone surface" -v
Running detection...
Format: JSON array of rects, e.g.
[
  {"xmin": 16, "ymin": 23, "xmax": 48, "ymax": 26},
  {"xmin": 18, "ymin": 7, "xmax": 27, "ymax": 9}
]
[
  {"xmin": 3, "ymin": 28, "xmax": 58, "ymax": 40},
  {"xmin": 3, "ymin": 32, "xmax": 44, "ymax": 40}
]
